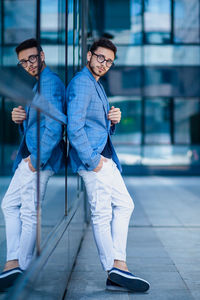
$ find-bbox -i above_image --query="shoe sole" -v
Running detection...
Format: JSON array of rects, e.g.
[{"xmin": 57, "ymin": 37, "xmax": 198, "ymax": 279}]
[
  {"xmin": 0, "ymin": 272, "xmax": 22, "ymax": 292},
  {"xmin": 106, "ymin": 284, "xmax": 131, "ymax": 292},
  {"xmin": 109, "ymin": 272, "xmax": 150, "ymax": 293}
]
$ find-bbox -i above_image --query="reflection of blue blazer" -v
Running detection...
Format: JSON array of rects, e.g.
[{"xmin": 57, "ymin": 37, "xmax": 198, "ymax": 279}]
[
  {"xmin": 13, "ymin": 67, "xmax": 66, "ymax": 173},
  {"xmin": 67, "ymin": 66, "xmax": 121, "ymax": 173}
]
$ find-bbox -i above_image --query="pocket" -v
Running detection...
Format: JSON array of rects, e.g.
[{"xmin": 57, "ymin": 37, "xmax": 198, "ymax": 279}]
[
  {"xmin": 23, "ymin": 159, "xmax": 36, "ymax": 173},
  {"xmin": 95, "ymin": 159, "xmax": 109, "ymax": 174}
]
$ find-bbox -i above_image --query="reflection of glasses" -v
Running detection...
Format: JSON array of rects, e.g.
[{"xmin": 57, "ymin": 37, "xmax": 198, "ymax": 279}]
[
  {"xmin": 18, "ymin": 54, "xmax": 39, "ymax": 68},
  {"xmin": 91, "ymin": 51, "xmax": 114, "ymax": 68}
]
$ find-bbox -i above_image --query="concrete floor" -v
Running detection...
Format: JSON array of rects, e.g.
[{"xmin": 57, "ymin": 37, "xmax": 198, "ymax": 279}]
[{"xmin": 65, "ymin": 176, "xmax": 200, "ymax": 300}]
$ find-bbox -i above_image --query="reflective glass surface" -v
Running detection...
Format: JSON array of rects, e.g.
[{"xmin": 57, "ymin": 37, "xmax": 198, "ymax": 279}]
[
  {"xmin": 41, "ymin": 0, "xmax": 59, "ymax": 43},
  {"xmin": 174, "ymin": 0, "xmax": 200, "ymax": 43},
  {"xmin": 103, "ymin": 0, "xmax": 142, "ymax": 45},
  {"xmin": 110, "ymin": 97, "xmax": 142, "ymax": 145},
  {"xmin": 4, "ymin": 0, "xmax": 36, "ymax": 44},
  {"xmin": 174, "ymin": 98, "xmax": 200, "ymax": 144},
  {"xmin": 144, "ymin": 0, "xmax": 171, "ymax": 44},
  {"xmin": 144, "ymin": 98, "xmax": 171, "ymax": 144}
]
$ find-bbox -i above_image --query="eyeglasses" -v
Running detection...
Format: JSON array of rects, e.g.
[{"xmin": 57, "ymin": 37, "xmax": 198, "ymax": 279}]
[
  {"xmin": 91, "ymin": 51, "xmax": 114, "ymax": 68},
  {"xmin": 18, "ymin": 54, "xmax": 39, "ymax": 68}
]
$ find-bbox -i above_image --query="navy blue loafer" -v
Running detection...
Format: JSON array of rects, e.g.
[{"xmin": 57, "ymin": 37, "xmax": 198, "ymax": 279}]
[
  {"xmin": 106, "ymin": 278, "xmax": 133, "ymax": 292},
  {"xmin": 0, "ymin": 267, "xmax": 23, "ymax": 292},
  {"xmin": 108, "ymin": 267, "xmax": 150, "ymax": 293}
]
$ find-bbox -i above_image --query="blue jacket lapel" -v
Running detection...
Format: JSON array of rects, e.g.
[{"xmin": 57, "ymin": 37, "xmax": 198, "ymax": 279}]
[
  {"xmin": 82, "ymin": 67, "xmax": 109, "ymax": 114},
  {"xmin": 94, "ymin": 81, "xmax": 109, "ymax": 114}
]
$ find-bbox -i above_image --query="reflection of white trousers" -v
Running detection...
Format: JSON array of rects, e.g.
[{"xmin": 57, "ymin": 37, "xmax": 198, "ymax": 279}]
[
  {"xmin": 1, "ymin": 159, "xmax": 53, "ymax": 270},
  {"xmin": 79, "ymin": 158, "xmax": 134, "ymax": 271}
]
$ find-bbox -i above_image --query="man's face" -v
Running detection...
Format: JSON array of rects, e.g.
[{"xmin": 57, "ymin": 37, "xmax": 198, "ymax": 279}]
[
  {"xmin": 87, "ymin": 47, "xmax": 115, "ymax": 79},
  {"xmin": 18, "ymin": 47, "xmax": 45, "ymax": 77}
]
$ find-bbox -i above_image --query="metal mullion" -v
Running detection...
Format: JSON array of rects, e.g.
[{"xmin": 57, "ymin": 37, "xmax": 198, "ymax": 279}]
[
  {"xmin": 199, "ymin": 0, "xmax": 200, "ymax": 42},
  {"xmin": 0, "ymin": 0, "xmax": 4, "ymax": 65},
  {"xmin": 81, "ymin": 0, "xmax": 88, "ymax": 68},
  {"xmin": 142, "ymin": 0, "xmax": 145, "ymax": 44},
  {"xmin": 36, "ymin": 0, "xmax": 41, "ymax": 257},
  {"xmin": 65, "ymin": 0, "xmax": 68, "ymax": 216},
  {"xmin": 73, "ymin": 0, "xmax": 76, "ymax": 75},
  {"xmin": 0, "ymin": 1, "xmax": 4, "ymax": 174},
  {"xmin": 171, "ymin": 0, "xmax": 174, "ymax": 44},
  {"xmin": 141, "ymin": 0, "xmax": 145, "ymax": 161},
  {"xmin": 78, "ymin": 0, "xmax": 81, "ymax": 70}
]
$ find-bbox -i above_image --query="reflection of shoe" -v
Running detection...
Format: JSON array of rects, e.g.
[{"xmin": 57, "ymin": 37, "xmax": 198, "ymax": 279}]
[
  {"xmin": 106, "ymin": 278, "xmax": 131, "ymax": 292},
  {"xmin": 108, "ymin": 268, "xmax": 150, "ymax": 293},
  {"xmin": 0, "ymin": 267, "xmax": 23, "ymax": 292}
]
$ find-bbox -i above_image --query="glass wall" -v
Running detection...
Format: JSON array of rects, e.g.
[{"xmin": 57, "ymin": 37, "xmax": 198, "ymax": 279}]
[
  {"xmin": 92, "ymin": 0, "xmax": 200, "ymax": 170},
  {"xmin": 0, "ymin": 0, "xmax": 87, "ymax": 261}
]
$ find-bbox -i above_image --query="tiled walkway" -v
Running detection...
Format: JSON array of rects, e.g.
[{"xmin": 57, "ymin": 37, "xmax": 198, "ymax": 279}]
[{"xmin": 65, "ymin": 177, "xmax": 200, "ymax": 300}]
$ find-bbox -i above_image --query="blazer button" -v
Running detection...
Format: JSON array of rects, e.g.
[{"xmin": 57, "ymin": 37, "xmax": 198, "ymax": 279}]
[{"xmin": 85, "ymin": 163, "xmax": 89, "ymax": 168}]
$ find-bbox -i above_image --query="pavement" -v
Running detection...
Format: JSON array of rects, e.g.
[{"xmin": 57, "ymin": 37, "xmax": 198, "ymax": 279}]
[{"xmin": 65, "ymin": 176, "xmax": 200, "ymax": 300}]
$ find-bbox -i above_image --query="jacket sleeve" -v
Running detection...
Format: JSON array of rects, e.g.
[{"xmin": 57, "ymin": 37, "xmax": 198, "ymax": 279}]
[
  {"xmin": 30, "ymin": 77, "xmax": 65, "ymax": 169},
  {"xmin": 67, "ymin": 76, "xmax": 101, "ymax": 171}
]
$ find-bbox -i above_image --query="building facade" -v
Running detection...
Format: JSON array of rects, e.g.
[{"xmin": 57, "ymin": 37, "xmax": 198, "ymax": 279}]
[{"xmin": 0, "ymin": 0, "xmax": 200, "ymax": 175}]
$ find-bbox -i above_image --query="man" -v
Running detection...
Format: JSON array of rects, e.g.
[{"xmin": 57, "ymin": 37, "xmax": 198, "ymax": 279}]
[
  {"xmin": 67, "ymin": 38, "xmax": 150, "ymax": 292},
  {"xmin": 0, "ymin": 38, "xmax": 65, "ymax": 291}
]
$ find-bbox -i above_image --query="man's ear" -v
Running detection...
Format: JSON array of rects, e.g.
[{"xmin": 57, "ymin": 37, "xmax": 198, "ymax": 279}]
[
  {"xmin": 87, "ymin": 51, "xmax": 92, "ymax": 63},
  {"xmin": 40, "ymin": 51, "xmax": 45, "ymax": 62}
]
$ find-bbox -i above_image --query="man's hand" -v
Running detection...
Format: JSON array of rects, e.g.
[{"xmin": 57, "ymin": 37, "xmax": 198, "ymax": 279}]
[
  {"xmin": 24, "ymin": 156, "xmax": 36, "ymax": 172},
  {"xmin": 108, "ymin": 106, "xmax": 121, "ymax": 125},
  {"xmin": 93, "ymin": 156, "xmax": 107, "ymax": 173},
  {"xmin": 11, "ymin": 106, "xmax": 26, "ymax": 124}
]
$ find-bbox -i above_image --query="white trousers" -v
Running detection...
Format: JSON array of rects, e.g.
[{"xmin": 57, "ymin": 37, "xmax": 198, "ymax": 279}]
[
  {"xmin": 1, "ymin": 159, "xmax": 53, "ymax": 270},
  {"xmin": 79, "ymin": 158, "xmax": 134, "ymax": 271}
]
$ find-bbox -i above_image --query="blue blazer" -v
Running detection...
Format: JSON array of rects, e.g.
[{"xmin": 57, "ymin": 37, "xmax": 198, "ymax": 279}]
[
  {"xmin": 67, "ymin": 66, "xmax": 121, "ymax": 173},
  {"xmin": 13, "ymin": 67, "xmax": 66, "ymax": 173}
]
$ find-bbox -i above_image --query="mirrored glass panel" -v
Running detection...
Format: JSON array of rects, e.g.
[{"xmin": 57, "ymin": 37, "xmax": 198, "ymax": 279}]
[
  {"xmin": 174, "ymin": 98, "xmax": 200, "ymax": 144},
  {"xmin": 41, "ymin": 0, "xmax": 59, "ymax": 43},
  {"xmin": 144, "ymin": 98, "xmax": 171, "ymax": 144},
  {"xmin": 144, "ymin": 45, "xmax": 200, "ymax": 66},
  {"xmin": 103, "ymin": 0, "xmax": 142, "ymax": 45},
  {"xmin": 4, "ymin": 0, "xmax": 36, "ymax": 44},
  {"xmin": 174, "ymin": 0, "xmax": 200, "ymax": 43},
  {"xmin": 144, "ymin": 0, "xmax": 171, "ymax": 44}
]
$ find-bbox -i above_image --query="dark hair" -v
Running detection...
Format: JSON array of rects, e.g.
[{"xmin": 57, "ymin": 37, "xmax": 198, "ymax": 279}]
[
  {"xmin": 89, "ymin": 38, "xmax": 117, "ymax": 57},
  {"xmin": 15, "ymin": 38, "xmax": 43, "ymax": 55}
]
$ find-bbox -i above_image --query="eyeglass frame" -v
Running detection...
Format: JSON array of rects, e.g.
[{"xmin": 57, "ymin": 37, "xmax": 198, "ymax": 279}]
[
  {"xmin": 90, "ymin": 51, "xmax": 115, "ymax": 68},
  {"xmin": 17, "ymin": 54, "xmax": 39, "ymax": 68}
]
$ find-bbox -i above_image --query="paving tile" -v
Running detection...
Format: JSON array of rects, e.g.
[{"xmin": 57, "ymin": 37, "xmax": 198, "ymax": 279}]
[{"xmin": 65, "ymin": 177, "xmax": 199, "ymax": 300}]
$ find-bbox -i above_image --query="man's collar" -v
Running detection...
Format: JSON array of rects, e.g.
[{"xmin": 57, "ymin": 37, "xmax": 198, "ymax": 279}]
[
  {"xmin": 82, "ymin": 66, "xmax": 97, "ymax": 82},
  {"xmin": 38, "ymin": 66, "xmax": 50, "ymax": 78}
]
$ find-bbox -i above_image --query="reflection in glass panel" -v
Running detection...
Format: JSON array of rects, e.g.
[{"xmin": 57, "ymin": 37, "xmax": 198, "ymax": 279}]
[
  {"xmin": 4, "ymin": 0, "xmax": 36, "ymax": 44},
  {"xmin": 174, "ymin": 0, "xmax": 200, "ymax": 43},
  {"xmin": 145, "ymin": 98, "xmax": 171, "ymax": 144},
  {"xmin": 144, "ymin": 0, "xmax": 171, "ymax": 44},
  {"xmin": 103, "ymin": 0, "xmax": 143, "ymax": 45},
  {"xmin": 42, "ymin": 176, "xmax": 65, "ymax": 238},
  {"xmin": 67, "ymin": 0, "xmax": 74, "ymax": 82},
  {"xmin": 1, "ymin": 98, "xmax": 20, "ymax": 172},
  {"xmin": 174, "ymin": 98, "xmax": 200, "ymax": 144},
  {"xmin": 142, "ymin": 145, "xmax": 200, "ymax": 165},
  {"xmin": 144, "ymin": 46, "xmax": 200, "ymax": 66},
  {"xmin": 130, "ymin": 0, "xmax": 142, "ymax": 44},
  {"xmin": 110, "ymin": 96, "xmax": 142, "ymax": 145},
  {"xmin": 41, "ymin": 0, "xmax": 59, "ymax": 43},
  {"xmin": 2, "ymin": 46, "xmax": 18, "ymax": 66},
  {"xmin": 115, "ymin": 46, "xmax": 142, "ymax": 66},
  {"xmin": 74, "ymin": 0, "xmax": 80, "ymax": 71}
]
